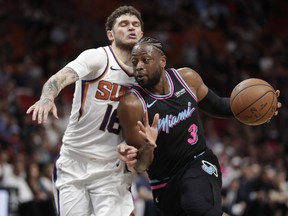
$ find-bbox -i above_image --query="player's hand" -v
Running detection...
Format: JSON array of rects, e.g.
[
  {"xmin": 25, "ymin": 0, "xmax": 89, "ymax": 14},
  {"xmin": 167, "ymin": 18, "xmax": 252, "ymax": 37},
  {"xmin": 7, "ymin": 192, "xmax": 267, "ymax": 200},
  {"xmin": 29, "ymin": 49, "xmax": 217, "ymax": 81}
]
[
  {"xmin": 26, "ymin": 98, "xmax": 58, "ymax": 124},
  {"xmin": 137, "ymin": 110, "xmax": 159, "ymax": 149},
  {"xmin": 266, "ymin": 90, "xmax": 281, "ymax": 124},
  {"xmin": 117, "ymin": 143, "xmax": 138, "ymax": 169},
  {"xmin": 274, "ymin": 90, "xmax": 282, "ymax": 116}
]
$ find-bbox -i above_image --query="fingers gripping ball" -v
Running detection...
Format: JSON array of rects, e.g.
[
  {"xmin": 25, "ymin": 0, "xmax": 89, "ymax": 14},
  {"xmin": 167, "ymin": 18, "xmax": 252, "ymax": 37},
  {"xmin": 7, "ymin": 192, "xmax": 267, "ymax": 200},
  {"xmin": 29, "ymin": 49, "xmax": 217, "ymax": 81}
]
[{"xmin": 230, "ymin": 78, "xmax": 278, "ymax": 126}]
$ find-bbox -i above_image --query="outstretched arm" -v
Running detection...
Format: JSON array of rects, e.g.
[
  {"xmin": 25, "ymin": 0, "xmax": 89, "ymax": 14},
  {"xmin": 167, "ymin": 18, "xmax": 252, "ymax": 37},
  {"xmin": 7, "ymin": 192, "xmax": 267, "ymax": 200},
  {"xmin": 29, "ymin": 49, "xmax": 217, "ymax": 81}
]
[
  {"xmin": 179, "ymin": 67, "xmax": 233, "ymax": 118},
  {"xmin": 179, "ymin": 67, "xmax": 281, "ymax": 122},
  {"xmin": 198, "ymin": 89, "xmax": 233, "ymax": 118},
  {"xmin": 26, "ymin": 67, "xmax": 79, "ymax": 124}
]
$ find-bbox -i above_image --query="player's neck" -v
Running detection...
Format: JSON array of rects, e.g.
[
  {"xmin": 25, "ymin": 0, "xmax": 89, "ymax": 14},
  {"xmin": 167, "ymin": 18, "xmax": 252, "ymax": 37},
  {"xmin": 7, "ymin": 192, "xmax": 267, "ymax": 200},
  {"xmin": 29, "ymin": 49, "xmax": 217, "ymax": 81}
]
[
  {"xmin": 111, "ymin": 44, "xmax": 133, "ymax": 66},
  {"xmin": 149, "ymin": 73, "xmax": 169, "ymax": 95}
]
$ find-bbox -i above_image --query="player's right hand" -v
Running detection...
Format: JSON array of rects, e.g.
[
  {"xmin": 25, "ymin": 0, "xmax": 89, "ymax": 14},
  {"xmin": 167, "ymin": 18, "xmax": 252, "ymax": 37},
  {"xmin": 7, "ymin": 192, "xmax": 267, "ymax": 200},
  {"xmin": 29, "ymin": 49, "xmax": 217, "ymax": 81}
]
[
  {"xmin": 117, "ymin": 143, "xmax": 138, "ymax": 169},
  {"xmin": 26, "ymin": 98, "xmax": 58, "ymax": 124}
]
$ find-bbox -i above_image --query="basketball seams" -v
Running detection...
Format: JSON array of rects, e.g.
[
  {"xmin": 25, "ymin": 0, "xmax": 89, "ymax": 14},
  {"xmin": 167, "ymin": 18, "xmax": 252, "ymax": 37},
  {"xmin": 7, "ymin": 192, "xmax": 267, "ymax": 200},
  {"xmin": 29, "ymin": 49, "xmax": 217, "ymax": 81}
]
[
  {"xmin": 230, "ymin": 78, "xmax": 277, "ymax": 125},
  {"xmin": 248, "ymin": 93, "xmax": 276, "ymax": 125},
  {"xmin": 233, "ymin": 90, "xmax": 274, "ymax": 115},
  {"xmin": 230, "ymin": 84, "xmax": 273, "ymax": 105},
  {"xmin": 235, "ymin": 91, "xmax": 276, "ymax": 124}
]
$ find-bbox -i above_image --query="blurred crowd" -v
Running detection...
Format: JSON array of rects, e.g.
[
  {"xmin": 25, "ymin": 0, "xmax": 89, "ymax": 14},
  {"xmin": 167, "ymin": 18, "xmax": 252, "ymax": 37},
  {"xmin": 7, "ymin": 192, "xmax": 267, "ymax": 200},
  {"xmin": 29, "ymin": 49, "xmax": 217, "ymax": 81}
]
[{"xmin": 0, "ymin": 0, "xmax": 287, "ymax": 215}]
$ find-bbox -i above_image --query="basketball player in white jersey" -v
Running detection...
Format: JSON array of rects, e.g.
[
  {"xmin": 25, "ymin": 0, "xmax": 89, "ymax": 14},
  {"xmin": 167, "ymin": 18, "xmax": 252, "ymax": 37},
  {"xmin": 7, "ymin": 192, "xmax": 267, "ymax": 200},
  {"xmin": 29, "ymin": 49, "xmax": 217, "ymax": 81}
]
[{"xmin": 26, "ymin": 6, "xmax": 143, "ymax": 216}]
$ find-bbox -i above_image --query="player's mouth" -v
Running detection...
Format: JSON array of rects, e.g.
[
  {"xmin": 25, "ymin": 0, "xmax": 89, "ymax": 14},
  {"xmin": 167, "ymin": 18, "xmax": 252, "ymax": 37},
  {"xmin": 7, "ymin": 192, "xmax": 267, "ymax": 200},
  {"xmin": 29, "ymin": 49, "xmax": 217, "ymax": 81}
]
[
  {"xmin": 128, "ymin": 33, "xmax": 137, "ymax": 39},
  {"xmin": 135, "ymin": 73, "xmax": 146, "ymax": 81}
]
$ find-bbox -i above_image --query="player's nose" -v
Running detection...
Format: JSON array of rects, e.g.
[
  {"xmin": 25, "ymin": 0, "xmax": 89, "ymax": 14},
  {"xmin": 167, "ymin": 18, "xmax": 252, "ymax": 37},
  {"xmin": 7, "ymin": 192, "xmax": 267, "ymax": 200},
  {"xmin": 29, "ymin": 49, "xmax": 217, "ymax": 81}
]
[
  {"xmin": 128, "ymin": 23, "xmax": 136, "ymax": 31},
  {"xmin": 135, "ymin": 61, "xmax": 144, "ymax": 71}
]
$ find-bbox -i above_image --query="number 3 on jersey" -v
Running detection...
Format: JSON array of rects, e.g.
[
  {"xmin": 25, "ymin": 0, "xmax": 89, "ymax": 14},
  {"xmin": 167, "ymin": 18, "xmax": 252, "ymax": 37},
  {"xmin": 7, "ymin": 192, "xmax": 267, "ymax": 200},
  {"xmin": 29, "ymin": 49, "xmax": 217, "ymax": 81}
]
[
  {"xmin": 99, "ymin": 104, "xmax": 120, "ymax": 134},
  {"xmin": 187, "ymin": 124, "xmax": 198, "ymax": 145}
]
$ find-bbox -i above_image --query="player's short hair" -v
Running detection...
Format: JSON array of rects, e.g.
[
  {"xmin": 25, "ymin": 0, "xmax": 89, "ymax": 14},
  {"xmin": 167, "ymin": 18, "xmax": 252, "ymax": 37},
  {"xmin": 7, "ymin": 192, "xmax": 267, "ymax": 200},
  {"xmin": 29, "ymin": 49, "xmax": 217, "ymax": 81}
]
[
  {"xmin": 105, "ymin": 5, "xmax": 144, "ymax": 31},
  {"xmin": 137, "ymin": 37, "xmax": 165, "ymax": 55}
]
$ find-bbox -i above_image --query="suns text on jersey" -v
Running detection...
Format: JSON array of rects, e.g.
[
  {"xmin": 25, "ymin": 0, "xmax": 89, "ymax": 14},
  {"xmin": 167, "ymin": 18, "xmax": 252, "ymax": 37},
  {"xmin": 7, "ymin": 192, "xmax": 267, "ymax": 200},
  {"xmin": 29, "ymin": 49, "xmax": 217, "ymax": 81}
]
[{"xmin": 95, "ymin": 80, "xmax": 130, "ymax": 101}]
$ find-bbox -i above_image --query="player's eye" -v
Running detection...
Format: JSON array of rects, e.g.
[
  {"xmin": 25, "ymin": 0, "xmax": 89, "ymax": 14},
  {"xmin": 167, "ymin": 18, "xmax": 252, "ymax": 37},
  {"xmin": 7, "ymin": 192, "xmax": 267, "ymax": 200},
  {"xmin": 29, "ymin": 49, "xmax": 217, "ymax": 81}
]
[
  {"xmin": 119, "ymin": 21, "xmax": 128, "ymax": 27},
  {"xmin": 131, "ymin": 59, "xmax": 137, "ymax": 66},
  {"xmin": 133, "ymin": 22, "xmax": 140, "ymax": 27},
  {"xmin": 143, "ymin": 58, "xmax": 150, "ymax": 64}
]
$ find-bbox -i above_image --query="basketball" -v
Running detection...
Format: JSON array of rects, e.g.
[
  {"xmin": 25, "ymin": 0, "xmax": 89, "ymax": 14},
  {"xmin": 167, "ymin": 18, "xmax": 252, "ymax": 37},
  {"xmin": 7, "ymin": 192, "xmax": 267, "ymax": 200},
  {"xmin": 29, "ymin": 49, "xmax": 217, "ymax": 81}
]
[{"xmin": 230, "ymin": 78, "xmax": 278, "ymax": 126}]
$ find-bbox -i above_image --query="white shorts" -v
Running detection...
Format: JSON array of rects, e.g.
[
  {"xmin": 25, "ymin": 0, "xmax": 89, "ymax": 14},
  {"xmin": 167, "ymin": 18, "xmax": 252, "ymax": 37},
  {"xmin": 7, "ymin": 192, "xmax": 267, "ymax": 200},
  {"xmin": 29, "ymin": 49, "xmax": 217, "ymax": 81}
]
[{"xmin": 52, "ymin": 151, "xmax": 134, "ymax": 216}]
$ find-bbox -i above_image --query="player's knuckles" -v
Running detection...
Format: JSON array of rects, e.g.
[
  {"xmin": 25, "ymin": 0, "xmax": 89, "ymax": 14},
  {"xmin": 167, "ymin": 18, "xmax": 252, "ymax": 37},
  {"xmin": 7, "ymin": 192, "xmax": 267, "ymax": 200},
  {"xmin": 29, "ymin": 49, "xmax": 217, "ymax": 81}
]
[
  {"xmin": 128, "ymin": 154, "xmax": 136, "ymax": 158},
  {"xmin": 277, "ymin": 102, "xmax": 282, "ymax": 108},
  {"xmin": 117, "ymin": 154, "xmax": 126, "ymax": 161}
]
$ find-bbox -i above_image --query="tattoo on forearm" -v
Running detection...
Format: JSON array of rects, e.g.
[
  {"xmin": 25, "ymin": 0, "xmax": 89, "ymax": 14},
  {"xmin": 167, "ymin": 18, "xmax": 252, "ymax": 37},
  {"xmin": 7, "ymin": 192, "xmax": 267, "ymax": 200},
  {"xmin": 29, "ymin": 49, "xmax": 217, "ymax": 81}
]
[
  {"xmin": 42, "ymin": 98, "xmax": 53, "ymax": 105},
  {"xmin": 63, "ymin": 68, "xmax": 79, "ymax": 81},
  {"xmin": 41, "ymin": 67, "xmax": 79, "ymax": 100},
  {"xmin": 42, "ymin": 79, "xmax": 60, "ymax": 99}
]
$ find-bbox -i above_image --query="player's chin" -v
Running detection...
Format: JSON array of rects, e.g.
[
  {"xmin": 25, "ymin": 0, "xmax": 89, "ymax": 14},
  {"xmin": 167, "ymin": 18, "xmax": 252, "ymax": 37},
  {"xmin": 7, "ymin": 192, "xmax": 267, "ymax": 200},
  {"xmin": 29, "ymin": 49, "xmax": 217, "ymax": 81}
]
[
  {"xmin": 127, "ymin": 37, "xmax": 139, "ymax": 43},
  {"xmin": 122, "ymin": 40, "xmax": 138, "ymax": 49},
  {"xmin": 135, "ymin": 77, "xmax": 147, "ymax": 86}
]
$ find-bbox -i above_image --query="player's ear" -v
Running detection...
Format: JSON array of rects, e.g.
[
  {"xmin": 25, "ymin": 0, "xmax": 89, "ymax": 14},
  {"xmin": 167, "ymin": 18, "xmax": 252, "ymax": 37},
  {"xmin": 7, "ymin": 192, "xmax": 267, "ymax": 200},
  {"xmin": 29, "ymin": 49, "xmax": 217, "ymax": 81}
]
[
  {"xmin": 160, "ymin": 55, "xmax": 167, "ymax": 68},
  {"xmin": 107, "ymin": 30, "xmax": 114, "ymax": 41}
]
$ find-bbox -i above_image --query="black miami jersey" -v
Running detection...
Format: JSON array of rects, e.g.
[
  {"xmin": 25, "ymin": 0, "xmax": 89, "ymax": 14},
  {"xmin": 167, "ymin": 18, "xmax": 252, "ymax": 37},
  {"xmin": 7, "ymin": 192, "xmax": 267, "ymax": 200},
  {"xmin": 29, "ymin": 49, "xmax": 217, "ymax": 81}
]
[{"xmin": 131, "ymin": 68, "xmax": 207, "ymax": 180}]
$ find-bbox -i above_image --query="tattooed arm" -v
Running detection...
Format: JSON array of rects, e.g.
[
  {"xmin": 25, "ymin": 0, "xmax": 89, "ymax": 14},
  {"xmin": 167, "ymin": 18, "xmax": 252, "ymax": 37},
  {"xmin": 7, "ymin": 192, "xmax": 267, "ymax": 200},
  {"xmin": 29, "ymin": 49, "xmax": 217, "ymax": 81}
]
[{"xmin": 26, "ymin": 67, "xmax": 79, "ymax": 124}]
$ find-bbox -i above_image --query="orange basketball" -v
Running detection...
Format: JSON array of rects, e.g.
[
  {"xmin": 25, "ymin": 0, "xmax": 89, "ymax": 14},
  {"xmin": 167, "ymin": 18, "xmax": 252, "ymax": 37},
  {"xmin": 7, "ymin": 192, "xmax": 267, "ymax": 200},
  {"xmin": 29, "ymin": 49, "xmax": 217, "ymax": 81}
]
[{"xmin": 230, "ymin": 78, "xmax": 278, "ymax": 126}]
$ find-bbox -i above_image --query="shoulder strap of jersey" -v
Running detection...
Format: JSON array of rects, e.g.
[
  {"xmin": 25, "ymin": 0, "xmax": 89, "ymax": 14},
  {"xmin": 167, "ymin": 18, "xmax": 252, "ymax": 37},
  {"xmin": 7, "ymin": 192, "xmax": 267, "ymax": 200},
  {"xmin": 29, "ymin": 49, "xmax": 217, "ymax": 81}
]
[
  {"xmin": 129, "ymin": 87, "xmax": 148, "ymax": 110},
  {"xmin": 166, "ymin": 68, "xmax": 198, "ymax": 102}
]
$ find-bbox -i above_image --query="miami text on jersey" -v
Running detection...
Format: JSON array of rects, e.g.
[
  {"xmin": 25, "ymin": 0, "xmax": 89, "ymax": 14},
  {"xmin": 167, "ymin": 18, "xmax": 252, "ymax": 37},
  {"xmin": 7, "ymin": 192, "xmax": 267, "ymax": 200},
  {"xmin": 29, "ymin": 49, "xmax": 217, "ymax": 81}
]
[{"xmin": 158, "ymin": 102, "xmax": 195, "ymax": 133}]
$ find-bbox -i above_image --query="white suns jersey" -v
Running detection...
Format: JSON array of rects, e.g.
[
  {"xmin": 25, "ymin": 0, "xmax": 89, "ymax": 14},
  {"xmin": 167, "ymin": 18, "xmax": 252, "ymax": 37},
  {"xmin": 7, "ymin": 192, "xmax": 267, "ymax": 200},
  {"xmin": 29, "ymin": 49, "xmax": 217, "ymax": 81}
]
[{"xmin": 60, "ymin": 46, "xmax": 136, "ymax": 160}]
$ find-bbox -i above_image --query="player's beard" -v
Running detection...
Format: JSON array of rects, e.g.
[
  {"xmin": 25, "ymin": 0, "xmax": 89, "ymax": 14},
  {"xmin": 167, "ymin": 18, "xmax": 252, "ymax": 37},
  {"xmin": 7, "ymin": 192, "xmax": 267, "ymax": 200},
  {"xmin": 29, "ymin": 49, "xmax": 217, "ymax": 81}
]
[
  {"xmin": 136, "ymin": 67, "xmax": 162, "ymax": 89},
  {"xmin": 114, "ymin": 37, "xmax": 136, "ymax": 51}
]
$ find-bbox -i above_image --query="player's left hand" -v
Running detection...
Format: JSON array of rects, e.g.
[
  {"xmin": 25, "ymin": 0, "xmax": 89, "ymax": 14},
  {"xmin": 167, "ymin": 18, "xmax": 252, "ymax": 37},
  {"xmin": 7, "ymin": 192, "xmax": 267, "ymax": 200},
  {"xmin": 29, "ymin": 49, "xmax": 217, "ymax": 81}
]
[
  {"xmin": 267, "ymin": 90, "xmax": 282, "ymax": 124},
  {"xmin": 274, "ymin": 90, "xmax": 282, "ymax": 116},
  {"xmin": 26, "ymin": 97, "xmax": 58, "ymax": 124},
  {"xmin": 137, "ymin": 110, "xmax": 159, "ymax": 148}
]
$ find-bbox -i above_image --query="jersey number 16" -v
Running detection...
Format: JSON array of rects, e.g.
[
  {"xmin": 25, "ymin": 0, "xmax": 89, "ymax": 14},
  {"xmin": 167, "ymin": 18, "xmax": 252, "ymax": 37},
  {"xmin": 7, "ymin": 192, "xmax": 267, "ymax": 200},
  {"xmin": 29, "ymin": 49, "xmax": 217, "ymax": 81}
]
[{"xmin": 99, "ymin": 104, "xmax": 121, "ymax": 134}]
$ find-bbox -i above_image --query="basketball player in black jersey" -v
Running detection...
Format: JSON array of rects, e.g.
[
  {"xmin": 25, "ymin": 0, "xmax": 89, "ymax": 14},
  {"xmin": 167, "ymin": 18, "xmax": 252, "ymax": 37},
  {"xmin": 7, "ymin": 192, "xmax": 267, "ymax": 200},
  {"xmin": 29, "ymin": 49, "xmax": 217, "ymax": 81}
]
[{"xmin": 117, "ymin": 37, "xmax": 280, "ymax": 216}]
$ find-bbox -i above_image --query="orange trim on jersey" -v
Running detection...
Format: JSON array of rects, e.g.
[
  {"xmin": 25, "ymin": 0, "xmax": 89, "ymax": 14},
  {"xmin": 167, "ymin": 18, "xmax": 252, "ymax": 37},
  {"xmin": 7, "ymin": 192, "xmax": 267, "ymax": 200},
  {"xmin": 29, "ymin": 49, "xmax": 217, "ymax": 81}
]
[
  {"xmin": 80, "ymin": 81, "xmax": 90, "ymax": 112},
  {"xmin": 108, "ymin": 46, "xmax": 134, "ymax": 77},
  {"xmin": 78, "ymin": 47, "xmax": 110, "ymax": 120}
]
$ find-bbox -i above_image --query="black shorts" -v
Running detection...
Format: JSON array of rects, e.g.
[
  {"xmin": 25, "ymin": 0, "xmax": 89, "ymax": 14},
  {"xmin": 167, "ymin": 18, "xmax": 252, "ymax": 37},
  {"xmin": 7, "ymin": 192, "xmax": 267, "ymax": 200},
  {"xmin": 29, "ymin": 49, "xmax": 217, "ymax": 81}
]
[{"xmin": 152, "ymin": 149, "xmax": 223, "ymax": 216}]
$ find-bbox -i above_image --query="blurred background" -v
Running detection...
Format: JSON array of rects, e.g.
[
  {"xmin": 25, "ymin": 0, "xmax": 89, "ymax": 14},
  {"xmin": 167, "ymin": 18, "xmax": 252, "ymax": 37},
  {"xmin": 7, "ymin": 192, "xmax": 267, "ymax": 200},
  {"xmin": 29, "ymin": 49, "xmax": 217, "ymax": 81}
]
[{"xmin": 0, "ymin": 0, "xmax": 287, "ymax": 216}]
